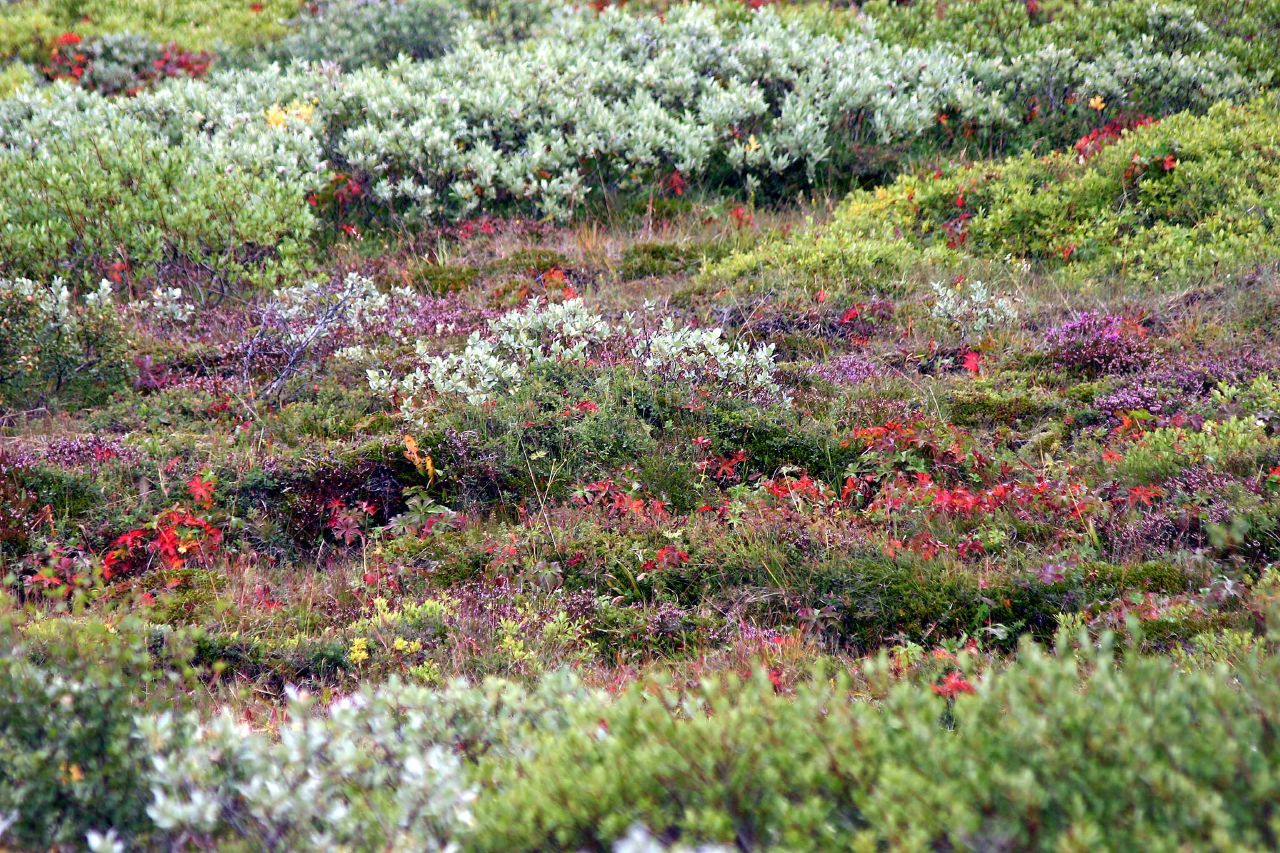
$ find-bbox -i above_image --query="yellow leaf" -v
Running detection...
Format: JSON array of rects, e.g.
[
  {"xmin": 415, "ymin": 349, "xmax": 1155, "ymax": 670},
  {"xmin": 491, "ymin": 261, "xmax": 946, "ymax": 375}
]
[
  {"xmin": 403, "ymin": 433, "xmax": 421, "ymax": 465},
  {"xmin": 403, "ymin": 434, "xmax": 435, "ymax": 483}
]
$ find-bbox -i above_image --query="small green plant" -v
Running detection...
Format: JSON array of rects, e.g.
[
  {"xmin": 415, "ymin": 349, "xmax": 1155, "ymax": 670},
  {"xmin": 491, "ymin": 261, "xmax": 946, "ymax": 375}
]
[{"xmin": 0, "ymin": 278, "xmax": 130, "ymax": 410}]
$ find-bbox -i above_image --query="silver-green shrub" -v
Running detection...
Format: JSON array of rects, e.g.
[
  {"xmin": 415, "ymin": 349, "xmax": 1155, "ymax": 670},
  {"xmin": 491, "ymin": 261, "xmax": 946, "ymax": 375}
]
[
  {"xmin": 0, "ymin": 81, "xmax": 320, "ymax": 285},
  {"xmin": 0, "ymin": 277, "xmax": 130, "ymax": 410},
  {"xmin": 142, "ymin": 671, "xmax": 599, "ymax": 850},
  {"xmin": 368, "ymin": 298, "xmax": 786, "ymax": 418}
]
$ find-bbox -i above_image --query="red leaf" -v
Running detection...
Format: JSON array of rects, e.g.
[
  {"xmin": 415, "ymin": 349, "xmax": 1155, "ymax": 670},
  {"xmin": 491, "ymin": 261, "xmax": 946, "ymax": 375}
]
[{"xmin": 187, "ymin": 473, "xmax": 216, "ymax": 508}]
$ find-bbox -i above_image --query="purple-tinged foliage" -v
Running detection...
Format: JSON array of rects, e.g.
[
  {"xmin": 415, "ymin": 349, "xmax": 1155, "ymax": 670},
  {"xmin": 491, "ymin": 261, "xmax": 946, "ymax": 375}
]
[
  {"xmin": 809, "ymin": 354, "xmax": 880, "ymax": 386},
  {"xmin": 1043, "ymin": 312, "xmax": 1151, "ymax": 374},
  {"xmin": 38, "ymin": 436, "xmax": 140, "ymax": 471}
]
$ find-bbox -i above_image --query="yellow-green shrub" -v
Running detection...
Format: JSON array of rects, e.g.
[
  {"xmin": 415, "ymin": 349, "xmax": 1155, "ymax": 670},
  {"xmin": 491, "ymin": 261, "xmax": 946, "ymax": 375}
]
[
  {"xmin": 0, "ymin": 92, "xmax": 318, "ymax": 285},
  {"xmin": 0, "ymin": 0, "xmax": 298, "ymax": 62},
  {"xmin": 473, "ymin": 639, "xmax": 1280, "ymax": 851},
  {"xmin": 715, "ymin": 96, "xmax": 1280, "ymax": 288}
]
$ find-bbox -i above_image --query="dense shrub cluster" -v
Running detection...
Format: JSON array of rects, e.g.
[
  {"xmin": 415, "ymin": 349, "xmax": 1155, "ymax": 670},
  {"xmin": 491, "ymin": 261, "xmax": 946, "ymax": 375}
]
[
  {"xmin": 714, "ymin": 96, "xmax": 1280, "ymax": 286},
  {"xmin": 0, "ymin": 657, "xmax": 153, "ymax": 850},
  {"xmin": 0, "ymin": 0, "xmax": 1268, "ymax": 285},
  {"xmin": 367, "ymin": 296, "xmax": 785, "ymax": 418},
  {"xmin": 0, "ymin": 278, "xmax": 130, "ymax": 410},
  {"xmin": 41, "ymin": 31, "xmax": 213, "ymax": 96},
  {"xmin": 865, "ymin": 0, "xmax": 1280, "ymax": 81},
  {"xmin": 8, "ymin": 637, "xmax": 1280, "ymax": 850},
  {"xmin": 0, "ymin": 78, "xmax": 320, "ymax": 285},
  {"xmin": 478, "ymin": 639, "xmax": 1280, "ymax": 850},
  {"xmin": 257, "ymin": 0, "xmax": 558, "ymax": 69},
  {"xmin": 0, "ymin": 0, "xmax": 297, "ymax": 64}
]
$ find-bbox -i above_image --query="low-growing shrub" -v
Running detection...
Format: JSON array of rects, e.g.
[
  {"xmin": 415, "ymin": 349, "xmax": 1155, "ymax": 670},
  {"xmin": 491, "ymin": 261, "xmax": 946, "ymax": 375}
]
[
  {"xmin": 0, "ymin": 657, "xmax": 156, "ymax": 850},
  {"xmin": 0, "ymin": 619, "xmax": 191, "ymax": 851},
  {"xmin": 0, "ymin": 87, "xmax": 319, "ymax": 285},
  {"xmin": 143, "ymin": 688, "xmax": 475, "ymax": 850},
  {"xmin": 143, "ymin": 670, "xmax": 597, "ymax": 849},
  {"xmin": 8, "ymin": 635, "xmax": 1280, "ymax": 850},
  {"xmin": 865, "ymin": 0, "xmax": 1280, "ymax": 82},
  {"xmin": 1, "ymin": 0, "xmax": 1262, "ymax": 251},
  {"xmin": 368, "ymin": 297, "xmax": 786, "ymax": 420},
  {"xmin": 0, "ymin": 278, "xmax": 130, "ymax": 410},
  {"xmin": 262, "ymin": 0, "xmax": 470, "ymax": 69},
  {"xmin": 473, "ymin": 639, "xmax": 1280, "ymax": 851},
  {"xmin": 1043, "ymin": 311, "xmax": 1152, "ymax": 375},
  {"xmin": 715, "ymin": 96, "xmax": 1280, "ymax": 287},
  {"xmin": 1118, "ymin": 416, "xmax": 1278, "ymax": 483},
  {"xmin": 0, "ymin": 0, "xmax": 298, "ymax": 61},
  {"xmin": 0, "ymin": 62, "xmax": 33, "ymax": 97},
  {"xmin": 42, "ymin": 32, "xmax": 212, "ymax": 95}
]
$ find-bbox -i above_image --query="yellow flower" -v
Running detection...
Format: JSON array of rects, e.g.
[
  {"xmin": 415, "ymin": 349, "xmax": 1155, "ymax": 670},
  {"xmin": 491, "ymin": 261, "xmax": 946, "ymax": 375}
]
[
  {"xmin": 349, "ymin": 637, "xmax": 370, "ymax": 665},
  {"xmin": 745, "ymin": 134, "xmax": 760, "ymax": 154},
  {"xmin": 266, "ymin": 100, "xmax": 316, "ymax": 128},
  {"xmin": 1088, "ymin": 96, "xmax": 1106, "ymax": 112},
  {"xmin": 265, "ymin": 105, "xmax": 288, "ymax": 128},
  {"xmin": 392, "ymin": 637, "xmax": 423, "ymax": 654}
]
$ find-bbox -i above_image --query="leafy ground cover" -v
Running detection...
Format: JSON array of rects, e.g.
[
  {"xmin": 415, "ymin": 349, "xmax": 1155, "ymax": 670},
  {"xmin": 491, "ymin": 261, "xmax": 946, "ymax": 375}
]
[{"xmin": 4, "ymin": 0, "xmax": 1280, "ymax": 850}]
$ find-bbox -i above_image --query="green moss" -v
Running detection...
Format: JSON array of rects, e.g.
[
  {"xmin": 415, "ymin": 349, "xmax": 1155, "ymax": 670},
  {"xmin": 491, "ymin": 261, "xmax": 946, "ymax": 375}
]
[
  {"xmin": 1140, "ymin": 610, "xmax": 1257, "ymax": 649},
  {"xmin": 1090, "ymin": 561, "xmax": 1194, "ymax": 595},
  {"xmin": 490, "ymin": 249, "xmax": 571, "ymax": 275},
  {"xmin": 947, "ymin": 385, "xmax": 1058, "ymax": 428},
  {"xmin": 701, "ymin": 402, "xmax": 854, "ymax": 483},
  {"xmin": 192, "ymin": 630, "xmax": 350, "ymax": 686},
  {"xmin": 409, "ymin": 262, "xmax": 480, "ymax": 295},
  {"xmin": 16, "ymin": 466, "xmax": 102, "ymax": 520},
  {"xmin": 589, "ymin": 601, "xmax": 723, "ymax": 659}
]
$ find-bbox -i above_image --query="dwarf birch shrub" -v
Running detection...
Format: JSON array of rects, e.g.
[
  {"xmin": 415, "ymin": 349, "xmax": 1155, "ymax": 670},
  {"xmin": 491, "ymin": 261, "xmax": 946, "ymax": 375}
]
[{"xmin": 472, "ymin": 639, "xmax": 1280, "ymax": 851}]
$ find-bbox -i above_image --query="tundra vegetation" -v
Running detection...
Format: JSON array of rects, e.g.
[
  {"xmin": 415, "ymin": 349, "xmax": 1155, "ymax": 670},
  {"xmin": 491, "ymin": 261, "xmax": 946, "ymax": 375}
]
[{"xmin": 3, "ymin": 0, "xmax": 1280, "ymax": 849}]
